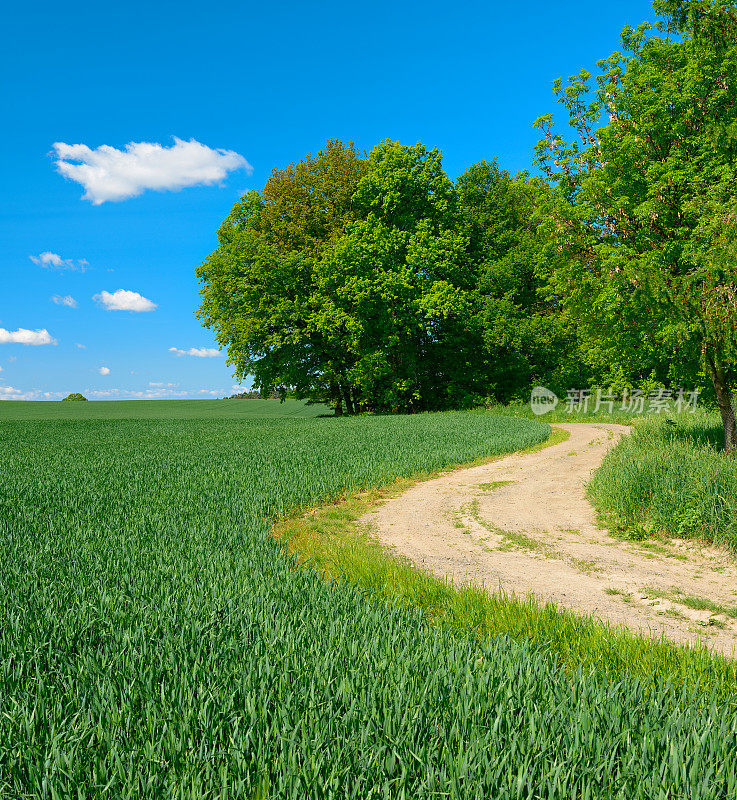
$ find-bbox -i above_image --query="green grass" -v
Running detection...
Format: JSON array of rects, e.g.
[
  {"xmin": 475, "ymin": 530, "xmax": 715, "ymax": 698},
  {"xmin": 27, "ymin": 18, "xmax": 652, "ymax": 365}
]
[
  {"xmin": 478, "ymin": 480, "xmax": 514, "ymax": 491},
  {"xmin": 588, "ymin": 412, "xmax": 737, "ymax": 552},
  {"xmin": 3, "ymin": 406, "xmax": 737, "ymax": 798},
  {"xmin": 0, "ymin": 397, "xmax": 329, "ymax": 420},
  {"xmin": 641, "ymin": 586, "xmax": 737, "ymax": 619},
  {"xmin": 279, "ymin": 464, "xmax": 737, "ymax": 700}
]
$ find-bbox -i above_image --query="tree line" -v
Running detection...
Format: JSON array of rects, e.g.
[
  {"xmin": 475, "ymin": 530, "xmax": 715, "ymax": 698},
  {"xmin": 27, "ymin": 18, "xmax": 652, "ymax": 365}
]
[{"xmin": 197, "ymin": 0, "xmax": 737, "ymax": 451}]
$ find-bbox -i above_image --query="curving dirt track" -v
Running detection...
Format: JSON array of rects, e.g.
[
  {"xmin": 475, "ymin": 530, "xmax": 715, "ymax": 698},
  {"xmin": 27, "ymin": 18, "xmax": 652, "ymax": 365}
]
[{"xmin": 363, "ymin": 423, "xmax": 737, "ymax": 656}]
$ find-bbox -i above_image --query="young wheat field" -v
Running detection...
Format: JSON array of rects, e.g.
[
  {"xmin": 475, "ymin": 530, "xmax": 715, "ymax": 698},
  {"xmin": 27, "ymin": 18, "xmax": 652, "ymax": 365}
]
[{"xmin": 2, "ymin": 401, "xmax": 737, "ymax": 798}]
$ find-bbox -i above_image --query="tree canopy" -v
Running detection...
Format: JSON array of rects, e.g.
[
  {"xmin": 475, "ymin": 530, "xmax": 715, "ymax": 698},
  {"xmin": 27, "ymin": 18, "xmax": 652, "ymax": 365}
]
[
  {"xmin": 197, "ymin": 141, "xmax": 572, "ymax": 413},
  {"xmin": 534, "ymin": 0, "xmax": 737, "ymax": 449}
]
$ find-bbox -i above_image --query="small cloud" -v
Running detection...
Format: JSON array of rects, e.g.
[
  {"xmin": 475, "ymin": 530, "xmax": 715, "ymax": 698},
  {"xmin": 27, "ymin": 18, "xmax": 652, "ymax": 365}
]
[
  {"xmin": 232, "ymin": 384, "xmax": 250, "ymax": 392},
  {"xmin": 53, "ymin": 138, "xmax": 252, "ymax": 204},
  {"xmin": 75, "ymin": 343, "xmax": 86, "ymax": 349},
  {"xmin": 98, "ymin": 366, "xmax": 110, "ymax": 375},
  {"xmin": 51, "ymin": 294, "xmax": 78, "ymax": 308},
  {"xmin": 94, "ymin": 289, "xmax": 156, "ymax": 312},
  {"xmin": 30, "ymin": 252, "xmax": 88, "ymax": 271},
  {"xmin": 149, "ymin": 381, "xmax": 178, "ymax": 388},
  {"xmin": 0, "ymin": 365, "xmax": 3, "ymax": 372},
  {"xmin": 168, "ymin": 346, "xmax": 222, "ymax": 358},
  {"xmin": 0, "ymin": 327, "xmax": 57, "ymax": 345},
  {"xmin": 198, "ymin": 389, "xmax": 219, "ymax": 395},
  {"xmin": 0, "ymin": 386, "xmax": 22, "ymax": 398}
]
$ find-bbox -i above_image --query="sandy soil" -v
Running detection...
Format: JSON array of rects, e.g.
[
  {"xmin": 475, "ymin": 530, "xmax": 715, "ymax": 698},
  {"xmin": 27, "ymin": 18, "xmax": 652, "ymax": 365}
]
[{"xmin": 363, "ymin": 423, "xmax": 737, "ymax": 656}]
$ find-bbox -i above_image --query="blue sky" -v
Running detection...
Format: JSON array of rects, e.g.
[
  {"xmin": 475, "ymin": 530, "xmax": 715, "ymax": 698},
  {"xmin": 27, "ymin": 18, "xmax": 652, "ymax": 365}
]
[{"xmin": 1, "ymin": 0, "xmax": 657, "ymax": 400}]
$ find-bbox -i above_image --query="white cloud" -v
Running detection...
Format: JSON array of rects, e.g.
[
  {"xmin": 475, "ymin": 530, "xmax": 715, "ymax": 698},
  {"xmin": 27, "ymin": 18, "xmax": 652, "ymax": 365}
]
[
  {"xmin": 232, "ymin": 384, "xmax": 251, "ymax": 392},
  {"xmin": 94, "ymin": 289, "xmax": 156, "ymax": 312},
  {"xmin": 149, "ymin": 381, "xmax": 178, "ymax": 388},
  {"xmin": 87, "ymin": 387, "xmax": 189, "ymax": 399},
  {"xmin": 51, "ymin": 294, "xmax": 78, "ymax": 308},
  {"xmin": 53, "ymin": 138, "xmax": 252, "ymax": 204},
  {"xmin": 198, "ymin": 389, "xmax": 219, "ymax": 395},
  {"xmin": 75, "ymin": 343, "xmax": 86, "ymax": 349},
  {"xmin": 168, "ymin": 346, "xmax": 222, "ymax": 358},
  {"xmin": 98, "ymin": 366, "xmax": 110, "ymax": 375},
  {"xmin": 0, "ymin": 386, "xmax": 62, "ymax": 400},
  {"xmin": 30, "ymin": 252, "xmax": 89, "ymax": 271},
  {"xmin": 0, "ymin": 327, "xmax": 57, "ymax": 345}
]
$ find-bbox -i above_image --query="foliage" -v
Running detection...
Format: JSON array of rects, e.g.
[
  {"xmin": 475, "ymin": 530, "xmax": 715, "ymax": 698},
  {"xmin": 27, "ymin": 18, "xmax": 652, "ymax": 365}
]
[
  {"xmin": 589, "ymin": 411, "xmax": 737, "ymax": 549},
  {"xmin": 534, "ymin": 0, "xmax": 737, "ymax": 449},
  {"xmin": 196, "ymin": 139, "xmax": 368, "ymax": 411},
  {"xmin": 3, "ymin": 408, "xmax": 737, "ymax": 798},
  {"xmin": 61, "ymin": 392, "xmax": 87, "ymax": 401},
  {"xmin": 310, "ymin": 141, "xmax": 478, "ymax": 412},
  {"xmin": 457, "ymin": 160, "xmax": 588, "ymax": 398},
  {"xmin": 198, "ymin": 142, "xmax": 584, "ymax": 413}
]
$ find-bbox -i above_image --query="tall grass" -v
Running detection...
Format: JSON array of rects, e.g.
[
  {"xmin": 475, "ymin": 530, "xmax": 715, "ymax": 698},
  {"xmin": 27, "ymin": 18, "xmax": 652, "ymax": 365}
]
[
  {"xmin": 2, "ymin": 410, "xmax": 737, "ymax": 797},
  {"xmin": 588, "ymin": 412, "xmax": 737, "ymax": 551}
]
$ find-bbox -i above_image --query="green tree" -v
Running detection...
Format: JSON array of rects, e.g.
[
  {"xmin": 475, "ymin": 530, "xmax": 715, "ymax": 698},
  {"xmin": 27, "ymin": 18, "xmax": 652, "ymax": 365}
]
[
  {"xmin": 310, "ymin": 140, "xmax": 480, "ymax": 412},
  {"xmin": 534, "ymin": 0, "xmax": 737, "ymax": 451},
  {"xmin": 196, "ymin": 140, "xmax": 368, "ymax": 413},
  {"xmin": 457, "ymin": 160, "xmax": 587, "ymax": 399},
  {"xmin": 198, "ymin": 139, "xmax": 488, "ymax": 413},
  {"xmin": 61, "ymin": 393, "xmax": 87, "ymax": 401}
]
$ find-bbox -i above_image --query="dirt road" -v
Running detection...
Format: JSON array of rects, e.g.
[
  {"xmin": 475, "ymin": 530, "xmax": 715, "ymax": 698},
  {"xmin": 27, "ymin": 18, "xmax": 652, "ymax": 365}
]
[{"xmin": 363, "ymin": 423, "xmax": 737, "ymax": 656}]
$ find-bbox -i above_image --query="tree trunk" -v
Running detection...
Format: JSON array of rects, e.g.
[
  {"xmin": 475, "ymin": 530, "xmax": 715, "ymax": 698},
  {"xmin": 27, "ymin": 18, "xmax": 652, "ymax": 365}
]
[
  {"xmin": 706, "ymin": 353, "xmax": 737, "ymax": 455},
  {"xmin": 341, "ymin": 385, "xmax": 355, "ymax": 415},
  {"xmin": 328, "ymin": 382, "xmax": 343, "ymax": 416}
]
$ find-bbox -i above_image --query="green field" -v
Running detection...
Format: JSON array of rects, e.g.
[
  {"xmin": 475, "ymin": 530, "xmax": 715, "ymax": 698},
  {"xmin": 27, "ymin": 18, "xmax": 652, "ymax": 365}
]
[
  {"xmin": 2, "ymin": 403, "xmax": 737, "ymax": 798},
  {"xmin": 0, "ymin": 398, "xmax": 329, "ymax": 420}
]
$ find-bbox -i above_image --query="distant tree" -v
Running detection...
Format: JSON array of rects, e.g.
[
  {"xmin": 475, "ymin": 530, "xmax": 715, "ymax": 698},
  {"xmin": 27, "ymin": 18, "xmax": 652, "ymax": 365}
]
[
  {"xmin": 62, "ymin": 393, "xmax": 88, "ymax": 401},
  {"xmin": 226, "ymin": 389, "xmax": 284, "ymax": 400},
  {"xmin": 534, "ymin": 0, "xmax": 737, "ymax": 451}
]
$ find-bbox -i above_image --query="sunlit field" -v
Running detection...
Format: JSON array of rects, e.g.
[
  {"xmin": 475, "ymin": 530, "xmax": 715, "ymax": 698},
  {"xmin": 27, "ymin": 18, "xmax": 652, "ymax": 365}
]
[
  {"xmin": 2, "ymin": 402, "xmax": 737, "ymax": 798},
  {"xmin": 0, "ymin": 398, "xmax": 328, "ymax": 420}
]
